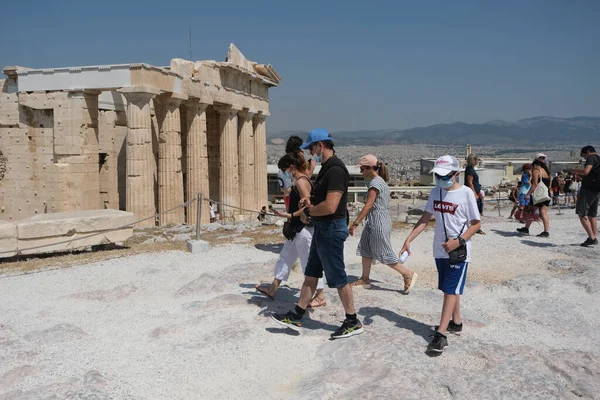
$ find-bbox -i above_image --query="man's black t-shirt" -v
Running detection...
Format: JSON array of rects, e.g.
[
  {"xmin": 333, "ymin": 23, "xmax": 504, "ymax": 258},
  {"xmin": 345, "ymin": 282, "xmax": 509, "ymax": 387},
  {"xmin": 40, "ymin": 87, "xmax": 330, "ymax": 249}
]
[
  {"xmin": 312, "ymin": 155, "xmax": 349, "ymax": 221},
  {"xmin": 582, "ymin": 154, "xmax": 600, "ymax": 190}
]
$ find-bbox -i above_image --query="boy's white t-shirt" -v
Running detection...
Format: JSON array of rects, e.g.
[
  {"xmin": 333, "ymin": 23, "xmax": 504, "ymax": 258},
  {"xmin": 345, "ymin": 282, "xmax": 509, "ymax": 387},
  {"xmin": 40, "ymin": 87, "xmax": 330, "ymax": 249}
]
[{"xmin": 424, "ymin": 185, "xmax": 481, "ymax": 262}]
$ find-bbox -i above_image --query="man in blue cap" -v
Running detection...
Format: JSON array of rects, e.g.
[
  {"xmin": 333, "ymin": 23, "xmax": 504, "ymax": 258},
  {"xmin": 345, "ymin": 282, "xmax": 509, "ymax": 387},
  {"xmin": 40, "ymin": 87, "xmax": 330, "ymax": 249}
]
[{"xmin": 271, "ymin": 129, "xmax": 364, "ymax": 339}]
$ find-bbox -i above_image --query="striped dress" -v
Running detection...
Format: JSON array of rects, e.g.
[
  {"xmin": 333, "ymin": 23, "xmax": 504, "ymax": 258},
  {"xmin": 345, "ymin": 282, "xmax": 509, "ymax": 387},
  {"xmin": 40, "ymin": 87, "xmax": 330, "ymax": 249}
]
[{"xmin": 356, "ymin": 176, "xmax": 399, "ymax": 264}]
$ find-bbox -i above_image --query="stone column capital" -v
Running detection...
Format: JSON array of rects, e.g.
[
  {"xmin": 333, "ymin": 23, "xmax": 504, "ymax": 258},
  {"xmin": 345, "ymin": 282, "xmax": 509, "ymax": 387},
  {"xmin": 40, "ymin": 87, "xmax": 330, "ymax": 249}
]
[
  {"xmin": 185, "ymin": 98, "xmax": 211, "ymax": 112},
  {"xmin": 119, "ymin": 86, "xmax": 160, "ymax": 103},
  {"xmin": 238, "ymin": 108, "xmax": 257, "ymax": 120},
  {"xmin": 253, "ymin": 111, "xmax": 269, "ymax": 122},
  {"xmin": 155, "ymin": 92, "xmax": 188, "ymax": 106},
  {"xmin": 214, "ymin": 103, "xmax": 243, "ymax": 117}
]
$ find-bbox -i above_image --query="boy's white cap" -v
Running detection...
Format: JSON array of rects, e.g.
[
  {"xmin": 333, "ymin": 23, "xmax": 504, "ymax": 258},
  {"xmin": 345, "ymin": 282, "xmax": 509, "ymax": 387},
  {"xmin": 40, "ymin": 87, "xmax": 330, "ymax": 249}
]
[{"xmin": 431, "ymin": 155, "xmax": 460, "ymax": 175}]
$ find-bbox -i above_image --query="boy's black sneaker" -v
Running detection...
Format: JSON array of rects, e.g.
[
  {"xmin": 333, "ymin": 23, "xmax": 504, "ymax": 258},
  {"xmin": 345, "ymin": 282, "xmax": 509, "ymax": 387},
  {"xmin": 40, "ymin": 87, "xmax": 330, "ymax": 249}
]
[
  {"xmin": 331, "ymin": 318, "xmax": 364, "ymax": 339},
  {"xmin": 433, "ymin": 320, "xmax": 463, "ymax": 335},
  {"xmin": 581, "ymin": 238, "xmax": 599, "ymax": 247},
  {"xmin": 271, "ymin": 311, "xmax": 302, "ymax": 332},
  {"xmin": 516, "ymin": 227, "xmax": 529, "ymax": 235},
  {"xmin": 427, "ymin": 332, "xmax": 448, "ymax": 353},
  {"xmin": 537, "ymin": 231, "xmax": 549, "ymax": 238}
]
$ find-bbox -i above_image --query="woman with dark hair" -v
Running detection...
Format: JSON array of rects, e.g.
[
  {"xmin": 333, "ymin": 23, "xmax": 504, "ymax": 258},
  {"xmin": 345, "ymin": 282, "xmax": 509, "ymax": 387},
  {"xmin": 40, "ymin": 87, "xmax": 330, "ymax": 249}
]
[
  {"xmin": 517, "ymin": 153, "xmax": 552, "ymax": 237},
  {"xmin": 255, "ymin": 152, "xmax": 326, "ymax": 306},
  {"xmin": 349, "ymin": 155, "xmax": 417, "ymax": 292}
]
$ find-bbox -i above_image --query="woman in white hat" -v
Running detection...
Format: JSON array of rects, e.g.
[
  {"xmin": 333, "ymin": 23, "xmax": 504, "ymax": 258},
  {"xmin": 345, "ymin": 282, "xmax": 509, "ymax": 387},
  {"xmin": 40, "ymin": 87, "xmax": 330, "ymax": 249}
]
[{"xmin": 349, "ymin": 154, "xmax": 417, "ymax": 293}]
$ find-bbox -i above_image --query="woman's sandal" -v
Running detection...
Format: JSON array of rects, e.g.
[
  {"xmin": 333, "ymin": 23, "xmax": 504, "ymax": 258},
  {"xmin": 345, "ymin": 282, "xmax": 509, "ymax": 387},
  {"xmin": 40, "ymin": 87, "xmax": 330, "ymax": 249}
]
[
  {"xmin": 254, "ymin": 284, "xmax": 275, "ymax": 300},
  {"xmin": 350, "ymin": 278, "xmax": 371, "ymax": 289},
  {"xmin": 403, "ymin": 272, "xmax": 418, "ymax": 293},
  {"xmin": 307, "ymin": 297, "xmax": 327, "ymax": 308}
]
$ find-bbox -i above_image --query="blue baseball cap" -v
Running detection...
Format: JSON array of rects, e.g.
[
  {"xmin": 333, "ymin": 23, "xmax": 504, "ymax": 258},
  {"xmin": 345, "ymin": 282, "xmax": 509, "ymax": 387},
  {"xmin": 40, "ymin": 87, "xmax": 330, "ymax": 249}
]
[{"xmin": 300, "ymin": 128, "xmax": 333, "ymax": 149}]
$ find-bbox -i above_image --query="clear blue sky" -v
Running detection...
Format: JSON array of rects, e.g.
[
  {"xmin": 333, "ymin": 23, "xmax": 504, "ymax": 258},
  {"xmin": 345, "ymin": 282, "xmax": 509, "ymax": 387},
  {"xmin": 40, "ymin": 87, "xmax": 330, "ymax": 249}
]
[{"xmin": 1, "ymin": 0, "xmax": 598, "ymax": 133}]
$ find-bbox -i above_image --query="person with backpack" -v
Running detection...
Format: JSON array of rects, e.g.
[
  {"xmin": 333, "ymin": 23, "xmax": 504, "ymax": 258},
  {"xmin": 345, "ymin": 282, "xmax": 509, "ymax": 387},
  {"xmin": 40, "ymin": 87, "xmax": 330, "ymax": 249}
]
[{"xmin": 572, "ymin": 145, "xmax": 600, "ymax": 247}]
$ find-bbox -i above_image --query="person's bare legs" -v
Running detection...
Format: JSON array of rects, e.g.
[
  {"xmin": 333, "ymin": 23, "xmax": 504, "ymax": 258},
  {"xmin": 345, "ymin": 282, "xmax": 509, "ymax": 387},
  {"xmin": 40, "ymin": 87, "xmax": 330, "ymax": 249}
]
[
  {"xmin": 452, "ymin": 295, "xmax": 462, "ymax": 324},
  {"xmin": 540, "ymin": 206, "xmax": 550, "ymax": 232},
  {"xmin": 297, "ymin": 277, "xmax": 319, "ymax": 310},
  {"xmin": 579, "ymin": 215, "xmax": 596, "ymax": 239},
  {"xmin": 437, "ymin": 294, "xmax": 458, "ymax": 334},
  {"xmin": 360, "ymin": 257, "xmax": 372, "ymax": 280},
  {"xmin": 337, "ymin": 284, "xmax": 356, "ymax": 315},
  {"xmin": 298, "ymin": 279, "xmax": 356, "ymax": 315},
  {"xmin": 389, "ymin": 262, "xmax": 413, "ymax": 278}
]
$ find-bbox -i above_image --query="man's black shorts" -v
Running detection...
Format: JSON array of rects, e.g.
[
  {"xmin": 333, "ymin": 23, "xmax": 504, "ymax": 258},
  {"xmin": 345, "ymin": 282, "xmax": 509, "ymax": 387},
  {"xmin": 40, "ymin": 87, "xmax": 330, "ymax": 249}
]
[{"xmin": 576, "ymin": 188, "xmax": 600, "ymax": 217}]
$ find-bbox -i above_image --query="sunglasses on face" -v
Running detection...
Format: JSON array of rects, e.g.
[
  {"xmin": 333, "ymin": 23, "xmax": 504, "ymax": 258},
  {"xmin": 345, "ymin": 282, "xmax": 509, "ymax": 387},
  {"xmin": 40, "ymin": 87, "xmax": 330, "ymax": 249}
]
[
  {"xmin": 360, "ymin": 166, "xmax": 372, "ymax": 171},
  {"xmin": 434, "ymin": 172, "xmax": 456, "ymax": 181}
]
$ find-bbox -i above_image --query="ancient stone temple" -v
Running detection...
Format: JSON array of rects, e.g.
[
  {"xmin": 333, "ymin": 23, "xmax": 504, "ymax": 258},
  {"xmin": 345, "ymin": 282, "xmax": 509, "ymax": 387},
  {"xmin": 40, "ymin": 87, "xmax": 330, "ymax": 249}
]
[{"xmin": 0, "ymin": 44, "xmax": 280, "ymax": 226}]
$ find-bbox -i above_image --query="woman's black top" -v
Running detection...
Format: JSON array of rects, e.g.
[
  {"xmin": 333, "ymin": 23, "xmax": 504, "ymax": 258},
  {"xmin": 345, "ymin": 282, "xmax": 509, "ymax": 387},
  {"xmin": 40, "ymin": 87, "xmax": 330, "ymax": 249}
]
[{"xmin": 289, "ymin": 176, "xmax": 312, "ymax": 232}]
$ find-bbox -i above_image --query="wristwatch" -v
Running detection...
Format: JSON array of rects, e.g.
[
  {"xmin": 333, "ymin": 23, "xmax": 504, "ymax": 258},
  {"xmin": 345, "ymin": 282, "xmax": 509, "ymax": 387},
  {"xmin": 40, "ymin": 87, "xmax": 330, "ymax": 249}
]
[{"xmin": 458, "ymin": 236, "xmax": 466, "ymax": 246}]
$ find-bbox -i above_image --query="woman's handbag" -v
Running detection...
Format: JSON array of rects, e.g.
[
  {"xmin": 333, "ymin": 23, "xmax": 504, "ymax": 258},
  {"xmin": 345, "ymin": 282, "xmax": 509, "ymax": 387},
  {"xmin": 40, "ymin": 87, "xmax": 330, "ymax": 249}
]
[
  {"xmin": 282, "ymin": 221, "xmax": 296, "ymax": 241},
  {"xmin": 568, "ymin": 182, "xmax": 578, "ymax": 192},
  {"xmin": 439, "ymin": 189, "xmax": 468, "ymax": 265},
  {"xmin": 532, "ymin": 180, "xmax": 551, "ymax": 205}
]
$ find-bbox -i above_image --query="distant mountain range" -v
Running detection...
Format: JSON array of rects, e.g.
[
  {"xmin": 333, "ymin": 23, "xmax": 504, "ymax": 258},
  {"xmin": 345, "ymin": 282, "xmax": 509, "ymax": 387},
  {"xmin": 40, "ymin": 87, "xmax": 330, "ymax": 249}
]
[{"xmin": 267, "ymin": 117, "xmax": 600, "ymax": 146}]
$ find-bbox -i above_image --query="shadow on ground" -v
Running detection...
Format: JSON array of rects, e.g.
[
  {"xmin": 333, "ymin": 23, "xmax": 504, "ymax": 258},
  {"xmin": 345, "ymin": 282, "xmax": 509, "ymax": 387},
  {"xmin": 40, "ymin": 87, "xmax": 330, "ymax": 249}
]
[
  {"xmin": 358, "ymin": 306, "xmax": 432, "ymax": 342},
  {"xmin": 491, "ymin": 229, "xmax": 523, "ymax": 238},
  {"xmin": 521, "ymin": 240, "xmax": 556, "ymax": 248},
  {"xmin": 240, "ymin": 283, "xmax": 340, "ymax": 333},
  {"xmin": 254, "ymin": 243, "xmax": 283, "ymax": 254}
]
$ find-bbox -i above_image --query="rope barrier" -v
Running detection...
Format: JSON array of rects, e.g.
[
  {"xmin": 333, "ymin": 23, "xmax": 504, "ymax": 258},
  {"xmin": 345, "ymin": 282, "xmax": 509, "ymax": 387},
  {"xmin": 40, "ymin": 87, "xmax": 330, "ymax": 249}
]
[{"xmin": 1, "ymin": 190, "xmax": 578, "ymax": 257}]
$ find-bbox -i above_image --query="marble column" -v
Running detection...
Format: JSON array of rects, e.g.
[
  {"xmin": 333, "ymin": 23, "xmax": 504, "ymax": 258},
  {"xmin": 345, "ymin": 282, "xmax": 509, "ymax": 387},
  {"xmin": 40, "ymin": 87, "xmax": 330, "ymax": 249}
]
[
  {"xmin": 253, "ymin": 113, "xmax": 269, "ymax": 210},
  {"xmin": 215, "ymin": 105, "xmax": 241, "ymax": 222},
  {"xmin": 119, "ymin": 86, "xmax": 160, "ymax": 226},
  {"xmin": 185, "ymin": 99, "xmax": 211, "ymax": 225},
  {"xmin": 155, "ymin": 92, "xmax": 187, "ymax": 225},
  {"xmin": 237, "ymin": 109, "xmax": 256, "ymax": 214}
]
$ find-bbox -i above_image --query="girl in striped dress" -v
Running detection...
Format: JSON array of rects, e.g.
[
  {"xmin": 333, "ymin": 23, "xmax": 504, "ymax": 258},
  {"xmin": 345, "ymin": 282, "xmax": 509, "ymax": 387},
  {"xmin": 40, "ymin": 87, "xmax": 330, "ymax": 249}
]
[{"xmin": 349, "ymin": 155, "xmax": 417, "ymax": 293}]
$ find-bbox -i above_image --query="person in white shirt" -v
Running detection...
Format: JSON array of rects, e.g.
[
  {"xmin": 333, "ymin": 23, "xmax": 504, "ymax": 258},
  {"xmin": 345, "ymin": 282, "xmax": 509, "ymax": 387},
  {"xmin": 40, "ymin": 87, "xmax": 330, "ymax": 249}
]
[
  {"xmin": 209, "ymin": 201, "xmax": 216, "ymax": 223},
  {"xmin": 400, "ymin": 155, "xmax": 481, "ymax": 354}
]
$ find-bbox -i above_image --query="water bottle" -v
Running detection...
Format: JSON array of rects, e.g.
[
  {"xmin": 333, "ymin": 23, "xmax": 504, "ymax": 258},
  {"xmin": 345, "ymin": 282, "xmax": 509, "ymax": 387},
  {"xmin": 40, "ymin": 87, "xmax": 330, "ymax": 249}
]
[{"xmin": 399, "ymin": 246, "xmax": 411, "ymax": 263}]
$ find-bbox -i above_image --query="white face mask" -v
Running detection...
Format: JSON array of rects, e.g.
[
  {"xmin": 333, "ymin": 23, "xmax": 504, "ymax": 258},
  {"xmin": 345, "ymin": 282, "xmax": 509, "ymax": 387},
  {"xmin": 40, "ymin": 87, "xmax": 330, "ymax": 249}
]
[
  {"xmin": 436, "ymin": 178, "xmax": 454, "ymax": 189},
  {"xmin": 436, "ymin": 173, "xmax": 456, "ymax": 189},
  {"xmin": 312, "ymin": 145, "xmax": 322, "ymax": 164}
]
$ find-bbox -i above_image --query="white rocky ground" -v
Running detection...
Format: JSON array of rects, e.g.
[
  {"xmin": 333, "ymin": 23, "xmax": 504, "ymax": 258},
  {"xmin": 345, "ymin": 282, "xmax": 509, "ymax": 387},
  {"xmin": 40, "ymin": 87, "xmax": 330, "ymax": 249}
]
[{"xmin": 0, "ymin": 212, "xmax": 598, "ymax": 399}]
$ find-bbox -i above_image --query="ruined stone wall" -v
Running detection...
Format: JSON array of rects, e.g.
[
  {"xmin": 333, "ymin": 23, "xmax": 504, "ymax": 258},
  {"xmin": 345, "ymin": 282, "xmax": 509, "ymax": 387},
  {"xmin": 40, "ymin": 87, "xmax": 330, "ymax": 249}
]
[{"xmin": 0, "ymin": 87, "xmax": 101, "ymax": 221}]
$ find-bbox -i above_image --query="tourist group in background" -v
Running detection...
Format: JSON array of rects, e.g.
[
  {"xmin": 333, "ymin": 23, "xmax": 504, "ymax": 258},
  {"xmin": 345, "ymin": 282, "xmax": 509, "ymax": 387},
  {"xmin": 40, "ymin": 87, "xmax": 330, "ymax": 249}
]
[{"xmin": 255, "ymin": 130, "xmax": 598, "ymax": 352}]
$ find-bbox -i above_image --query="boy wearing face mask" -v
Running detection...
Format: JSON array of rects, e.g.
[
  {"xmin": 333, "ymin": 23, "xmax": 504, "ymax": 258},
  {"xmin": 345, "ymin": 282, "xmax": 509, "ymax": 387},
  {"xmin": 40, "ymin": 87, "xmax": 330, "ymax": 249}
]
[{"xmin": 400, "ymin": 155, "xmax": 481, "ymax": 353}]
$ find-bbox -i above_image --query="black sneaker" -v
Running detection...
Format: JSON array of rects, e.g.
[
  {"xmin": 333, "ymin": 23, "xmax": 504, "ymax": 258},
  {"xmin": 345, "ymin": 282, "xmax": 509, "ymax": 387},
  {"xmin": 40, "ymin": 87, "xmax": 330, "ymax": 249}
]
[
  {"xmin": 433, "ymin": 320, "xmax": 463, "ymax": 335},
  {"xmin": 516, "ymin": 227, "xmax": 529, "ymax": 235},
  {"xmin": 427, "ymin": 332, "xmax": 448, "ymax": 353},
  {"xmin": 331, "ymin": 318, "xmax": 364, "ymax": 339},
  {"xmin": 537, "ymin": 231, "xmax": 550, "ymax": 238},
  {"xmin": 581, "ymin": 238, "xmax": 599, "ymax": 247},
  {"xmin": 271, "ymin": 311, "xmax": 303, "ymax": 332}
]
